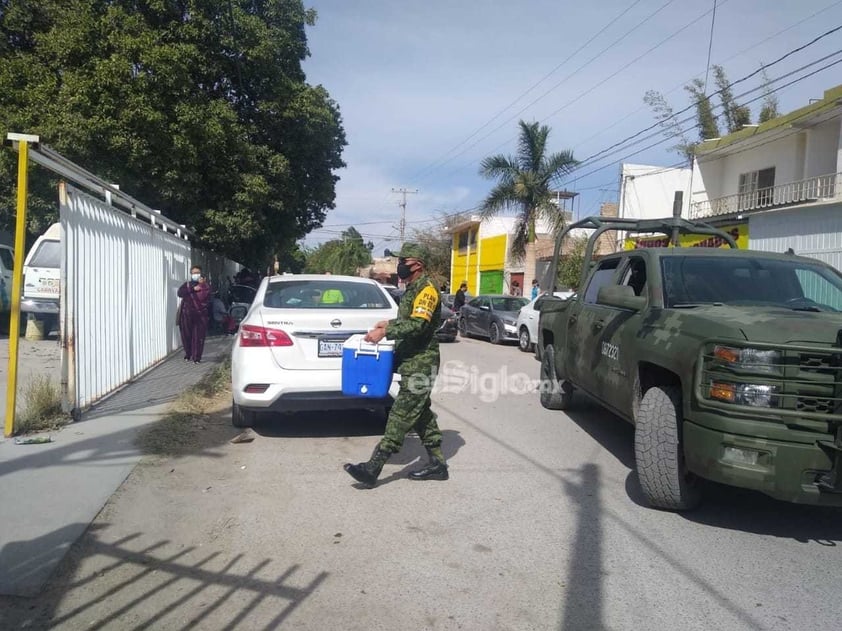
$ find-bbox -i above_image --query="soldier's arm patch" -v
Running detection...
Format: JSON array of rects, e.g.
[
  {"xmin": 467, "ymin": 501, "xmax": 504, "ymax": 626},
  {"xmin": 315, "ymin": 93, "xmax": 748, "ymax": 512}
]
[{"xmin": 411, "ymin": 285, "xmax": 439, "ymax": 322}]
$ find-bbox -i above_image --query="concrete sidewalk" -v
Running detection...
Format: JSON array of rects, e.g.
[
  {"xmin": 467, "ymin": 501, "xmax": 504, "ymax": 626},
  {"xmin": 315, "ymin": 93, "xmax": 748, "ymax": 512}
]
[{"xmin": 0, "ymin": 335, "xmax": 233, "ymax": 597}]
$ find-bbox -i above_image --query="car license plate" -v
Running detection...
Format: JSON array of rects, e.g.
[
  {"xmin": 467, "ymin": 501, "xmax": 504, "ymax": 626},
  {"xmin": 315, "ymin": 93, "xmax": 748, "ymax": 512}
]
[{"xmin": 318, "ymin": 338, "xmax": 345, "ymax": 357}]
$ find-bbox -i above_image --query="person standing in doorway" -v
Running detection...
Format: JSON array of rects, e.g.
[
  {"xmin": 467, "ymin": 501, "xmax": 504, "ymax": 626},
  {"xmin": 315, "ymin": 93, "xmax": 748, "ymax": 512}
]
[
  {"xmin": 344, "ymin": 242, "xmax": 448, "ymax": 488},
  {"xmin": 531, "ymin": 278, "xmax": 540, "ymax": 300},
  {"xmin": 177, "ymin": 265, "xmax": 212, "ymax": 363}
]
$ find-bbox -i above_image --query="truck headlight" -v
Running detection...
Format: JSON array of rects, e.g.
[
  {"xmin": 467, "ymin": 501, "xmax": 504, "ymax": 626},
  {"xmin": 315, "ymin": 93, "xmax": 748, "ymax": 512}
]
[
  {"xmin": 713, "ymin": 345, "xmax": 781, "ymax": 374},
  {"xmin": 709, "ymin": 381, "xmax": 777, "ymax": 407}
]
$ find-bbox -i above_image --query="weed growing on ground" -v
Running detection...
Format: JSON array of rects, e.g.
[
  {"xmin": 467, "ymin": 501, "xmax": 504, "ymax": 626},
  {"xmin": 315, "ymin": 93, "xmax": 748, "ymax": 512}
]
[
  {"xmin": 135, "ymin": 359, "xmax": 232, "ymax": 456},
  {"xmin": 15, "ymin": 375, "xmax": 67, "ymax": 435}
]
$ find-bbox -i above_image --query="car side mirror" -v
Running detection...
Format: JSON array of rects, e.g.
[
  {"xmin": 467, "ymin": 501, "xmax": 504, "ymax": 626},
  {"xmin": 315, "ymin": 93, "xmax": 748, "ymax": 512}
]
[{"xmin": 597, "ymin": 285, "xmax": 646, "ymax": 311}]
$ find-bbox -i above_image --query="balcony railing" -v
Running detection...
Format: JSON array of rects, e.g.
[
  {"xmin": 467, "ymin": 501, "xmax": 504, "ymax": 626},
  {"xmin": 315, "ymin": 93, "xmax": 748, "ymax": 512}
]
[{"xmin": 690, "ymin": 172, "xmax": 841, "ymax": 219}]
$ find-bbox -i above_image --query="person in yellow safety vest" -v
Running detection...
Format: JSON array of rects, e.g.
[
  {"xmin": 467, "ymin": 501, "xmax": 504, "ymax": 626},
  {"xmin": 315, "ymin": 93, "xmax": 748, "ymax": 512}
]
[{"xmin": 320, "ymin": 288, "xmax": 345, "ymax": 304}]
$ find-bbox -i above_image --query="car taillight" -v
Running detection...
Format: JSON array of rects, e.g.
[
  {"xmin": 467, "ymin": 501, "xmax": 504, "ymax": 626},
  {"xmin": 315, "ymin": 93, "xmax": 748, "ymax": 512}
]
[{"xmin": 239, "ymin": 324, "xmax": 293, "ymax": 347}]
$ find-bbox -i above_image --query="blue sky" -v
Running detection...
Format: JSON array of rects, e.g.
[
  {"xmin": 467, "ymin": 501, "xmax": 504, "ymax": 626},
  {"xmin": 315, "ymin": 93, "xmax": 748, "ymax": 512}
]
[{"xmin": 301, "ymin": 0, "xmax": 842, "ymax": 254}]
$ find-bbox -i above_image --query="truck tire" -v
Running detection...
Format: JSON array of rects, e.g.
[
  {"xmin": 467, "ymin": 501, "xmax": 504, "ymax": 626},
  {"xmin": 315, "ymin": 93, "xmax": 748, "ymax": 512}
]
[
  {"xmin": 634, "ymin": 385, "xmax": 701, "ymax": 511},
  {"xmin": 539, "ymin": 345, "xmax": 573, "ymax": 410},
  {"xmin": 518, "ymin": 326, "xmax": 532, "ymax": 352},
  {"xmin": 232, "ymin": 401, "xmax": 257, "ymax": 428}
]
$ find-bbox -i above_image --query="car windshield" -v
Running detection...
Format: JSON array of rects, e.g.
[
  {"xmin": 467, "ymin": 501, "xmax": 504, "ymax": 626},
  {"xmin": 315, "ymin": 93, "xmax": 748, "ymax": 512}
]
[
  {"xmin": 28, "ymin": 239, "xmax": 60, "ymax": 268},
  {"xmin": 662, "ymin": 256, "xmax": 842, "ymax": 312},
  {"xmin": 229, "ymin": 285, "xmax": 256, "ymax": 304},
  {"xmin": 264, "ymin": 280, "xmax": 391, "ymax": 309},
  {"xmin": 491, "ymin": 297, "xmax": 529, "ymax": 312}
]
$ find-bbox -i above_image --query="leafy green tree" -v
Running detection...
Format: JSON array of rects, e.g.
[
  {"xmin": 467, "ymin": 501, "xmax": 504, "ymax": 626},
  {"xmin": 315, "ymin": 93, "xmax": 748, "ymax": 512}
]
[
  {"xmin": 643, "ymin": 90, "xmax": 694, "ymax": 163},
  {"xmin": 478, "ymin": 120, "xmax": 578, "ymax": 291},
  {"xmin": 407, "ymin": 211, "xmax": 470, "ymax": 289},
  {"xmin": 684, "ymin": 78, "xmax": 720, "ymax": 141},
  {"xmin": 556, "ymin": 234, "xmax": 589, "ymax": 291},
  {"xmin": 712, "ymin": 65, "xmax": 751, "ymax": 133},
  {"xmin": 0, "ymin": 0, "xmax": 345, "ymax": 263},
  {"xmin": 758, "ymin": 64, "xmax": 780, "ymax": 123},
  {"xmin": 304, "ymin": 227, "xmax": 372, "ymax": 275}
]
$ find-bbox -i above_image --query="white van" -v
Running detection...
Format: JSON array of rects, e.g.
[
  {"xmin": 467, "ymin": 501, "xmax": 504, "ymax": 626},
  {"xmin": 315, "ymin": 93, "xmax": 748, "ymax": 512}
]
[
  {"xmin": 21, "ymin": 223, "xmax": 61, "ymax": 331},
  {"xmin": 0, "ymin": 243, "xmax": 13, "ymax": 312}
]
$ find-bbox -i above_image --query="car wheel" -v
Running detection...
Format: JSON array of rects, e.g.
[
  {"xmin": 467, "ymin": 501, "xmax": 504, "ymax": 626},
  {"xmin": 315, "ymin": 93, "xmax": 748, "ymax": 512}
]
[
  {"xmin": 232, "ymin": 401, "xmax": 257, "ymax": 428},
  {"xmin": 458, "ymin": 317, "xmax": 469, "ymax": 338},
  {"xmin": 634, "ymin": 385, "xmax": 701, "ymax": 511},
  {"xmin": 518, "ymin": 326, "xmax": 531, "ymax": 352},
  {"xmin": 489, "ymin": 322, "xmax": 501, "ymax": 344},
  {"xmin": 539, "ymin": 345, "xmax": 573, "ymax": 410}
]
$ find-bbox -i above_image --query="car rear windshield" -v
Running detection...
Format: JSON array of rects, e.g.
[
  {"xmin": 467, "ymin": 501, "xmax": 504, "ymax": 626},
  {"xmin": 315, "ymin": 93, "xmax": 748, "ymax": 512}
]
[
  {"xmin": 264, "ymin": 280, "xmax": 391, "ymax": 309},
  {"xmin": 662, "ymin": 255, "xmax": 842, "ymax": 311},
  {"xmin": 0, "ymin": 247, "xmax": 13, "ymax": 270},
  {"xmin": 491, "ymin": 297, "xmax": 529, "ymax": 311},
  {"xmin": 28, "ymin": 240, "xmax": 61, "ymax": 268}
]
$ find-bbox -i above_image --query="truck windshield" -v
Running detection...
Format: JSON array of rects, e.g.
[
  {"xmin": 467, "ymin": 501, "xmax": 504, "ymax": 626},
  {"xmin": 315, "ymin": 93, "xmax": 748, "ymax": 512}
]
[{"xmin": 662, "ymin": 256, "xmax": 842, "ymax": 312}]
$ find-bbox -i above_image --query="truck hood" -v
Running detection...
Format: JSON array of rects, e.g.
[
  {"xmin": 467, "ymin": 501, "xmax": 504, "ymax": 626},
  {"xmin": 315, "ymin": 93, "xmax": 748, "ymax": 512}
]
[{"xmin": 682, "ymin": 304, "xmax": 842, "ymax": 345}]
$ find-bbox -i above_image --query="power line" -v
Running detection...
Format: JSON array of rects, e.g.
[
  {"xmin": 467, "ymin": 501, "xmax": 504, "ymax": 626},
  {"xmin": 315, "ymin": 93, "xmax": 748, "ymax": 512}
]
[
  {"xmin": 564, "ymin": 31, "xmax": 842, "ymax": 178},
  {"xmin": 568, "ymin": 56, "xmax": 842, "ymax": 182},
  {"xmin": 569, "ymin": 0, "xmax": 842, "ymax": 152},
  {"xmin": 412, "ymin": 0, "xmax": 686, "ymax": 183},
  {"xmin": 409, "ymin": 0, "xmax": 647, "ymax": 181},
  {"xmin": 420, "ymin": 0, "xmax": 731, "ymax": 185}
]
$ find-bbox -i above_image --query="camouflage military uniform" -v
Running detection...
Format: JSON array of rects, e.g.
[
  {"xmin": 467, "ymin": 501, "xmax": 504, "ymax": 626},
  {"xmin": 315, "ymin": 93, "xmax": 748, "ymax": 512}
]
[{"xmin": 380, "ymin": 273, "xmax": 444, "ymax": 458}]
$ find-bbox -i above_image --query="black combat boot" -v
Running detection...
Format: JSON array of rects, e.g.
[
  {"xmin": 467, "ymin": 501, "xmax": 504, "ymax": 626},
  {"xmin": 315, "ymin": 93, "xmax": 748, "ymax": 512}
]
[
  {"xmin": 409, "ymin": 447, "xmax": 449, "ymax": 481},
  {"xmin": 344, "ymin": 445, "xmax": 392, "ymax": 488}
]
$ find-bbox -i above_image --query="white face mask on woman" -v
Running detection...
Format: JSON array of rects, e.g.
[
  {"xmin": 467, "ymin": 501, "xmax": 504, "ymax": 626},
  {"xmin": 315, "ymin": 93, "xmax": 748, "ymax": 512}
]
[{"xmin": 191, "ymin": 273, "xmax": 200, "ymax": 282}]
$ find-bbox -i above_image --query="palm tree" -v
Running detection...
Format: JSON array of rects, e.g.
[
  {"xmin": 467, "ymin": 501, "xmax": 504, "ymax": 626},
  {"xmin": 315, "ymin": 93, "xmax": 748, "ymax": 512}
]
[{"xmin": 479, "ymin": 120, "xmax": 578, "ymax": 293}]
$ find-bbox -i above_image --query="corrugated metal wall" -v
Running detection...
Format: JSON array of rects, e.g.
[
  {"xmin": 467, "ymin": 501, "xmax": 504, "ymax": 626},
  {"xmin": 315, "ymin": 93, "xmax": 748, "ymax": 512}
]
[
  {"xmin": 61, "ymin": 184, "xmax": 193, "ymax": 409},
  {"xmin": 749, "ymin": 203, "xmax": 842, "ymax": 271}
]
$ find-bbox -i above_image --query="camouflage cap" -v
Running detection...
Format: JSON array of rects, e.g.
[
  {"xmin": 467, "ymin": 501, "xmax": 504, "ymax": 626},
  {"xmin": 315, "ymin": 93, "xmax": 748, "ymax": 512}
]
[{"xmin": 390, "ymin": 242, "xmax": 428, "ymax": 262}]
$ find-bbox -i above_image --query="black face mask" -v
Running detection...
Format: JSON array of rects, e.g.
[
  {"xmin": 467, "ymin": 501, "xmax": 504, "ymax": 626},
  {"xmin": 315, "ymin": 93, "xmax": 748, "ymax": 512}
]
[{"xmin": 396, "ymin": 262, "xmax": 413, "ymax": 280}]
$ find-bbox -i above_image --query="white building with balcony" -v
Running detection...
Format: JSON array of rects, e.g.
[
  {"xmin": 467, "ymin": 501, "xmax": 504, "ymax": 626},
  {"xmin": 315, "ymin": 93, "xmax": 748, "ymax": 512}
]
[{"xmin": 691, "ymin": 83, "xmax": 842, "ymax": 268}]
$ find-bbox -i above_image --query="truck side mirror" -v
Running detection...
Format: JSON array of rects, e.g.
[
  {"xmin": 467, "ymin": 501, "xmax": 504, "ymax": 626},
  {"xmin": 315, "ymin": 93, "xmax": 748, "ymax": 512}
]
[{"xmin": 597, "ymin": 285, "xmax": 646, "ymax": 311}]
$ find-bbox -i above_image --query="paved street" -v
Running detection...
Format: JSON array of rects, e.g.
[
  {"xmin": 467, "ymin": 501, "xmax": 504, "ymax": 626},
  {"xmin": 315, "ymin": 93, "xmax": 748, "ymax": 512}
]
[{"xmin": 2, "ymin": 336, "xmax": 841, "ymax": 630}]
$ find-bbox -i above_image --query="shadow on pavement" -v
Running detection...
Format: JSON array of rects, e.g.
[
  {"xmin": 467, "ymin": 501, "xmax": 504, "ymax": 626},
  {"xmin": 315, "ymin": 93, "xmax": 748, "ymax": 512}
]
[
  {"xmin": 253, "ymin": 408, "xmax": 388, "ymax": 438},
  {"xmin": 0, "ymin": 523, "xmax": 328, "ymax": 629},
  {"xmin": 84, "ymin": 336, "xmax": 231, "ymax": 421},
  {"xmin": 561, "ymin": 392, "xmax": 842, "ymax": 542}
]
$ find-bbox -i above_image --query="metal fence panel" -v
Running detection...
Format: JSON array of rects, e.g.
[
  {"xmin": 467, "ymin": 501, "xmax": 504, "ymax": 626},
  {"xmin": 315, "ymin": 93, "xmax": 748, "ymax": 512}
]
[{"xmin": 61, "ymin": 184, "xmax": 191, "ymax": 410}]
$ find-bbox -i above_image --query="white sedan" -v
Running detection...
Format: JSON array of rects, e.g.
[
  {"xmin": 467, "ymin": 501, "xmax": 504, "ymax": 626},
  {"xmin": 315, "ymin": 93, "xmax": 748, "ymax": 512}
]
[
  {"xmin": 515, "ymin": 291, "xmax": 574, "ymax": 353},
  {"xmin": 231, "ymin": 274, "xmax": 398, "ymax": 427}
]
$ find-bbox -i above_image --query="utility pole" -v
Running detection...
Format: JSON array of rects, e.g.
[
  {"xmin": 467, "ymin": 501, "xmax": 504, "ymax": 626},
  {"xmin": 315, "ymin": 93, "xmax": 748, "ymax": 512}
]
[{"xmin": 391, "ymin": 187, "xmax": 418, "ymax": 244}]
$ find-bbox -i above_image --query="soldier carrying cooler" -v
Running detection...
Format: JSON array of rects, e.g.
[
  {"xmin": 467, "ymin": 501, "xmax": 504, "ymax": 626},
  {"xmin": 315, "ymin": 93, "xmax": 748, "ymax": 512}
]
[{"xmin": 344, "ymin": 242, "xmax": 449, "ymax": 488}]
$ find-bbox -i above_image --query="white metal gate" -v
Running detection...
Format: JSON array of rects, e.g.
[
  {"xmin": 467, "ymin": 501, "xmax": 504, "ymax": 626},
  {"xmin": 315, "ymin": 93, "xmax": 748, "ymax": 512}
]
[
  {"xmin": 749, "ymin": 203, "xmax": 842, "ymax": 270},
  {"xmin": 60, "ymin": 183, "xmax": 193, "ymax": 410}
]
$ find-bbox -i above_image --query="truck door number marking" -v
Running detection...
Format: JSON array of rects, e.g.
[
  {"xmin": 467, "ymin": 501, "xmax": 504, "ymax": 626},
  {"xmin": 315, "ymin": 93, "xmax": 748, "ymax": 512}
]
[{"xmin": 601, "ymin": 342, "xmax": 619, "ymax": 361}]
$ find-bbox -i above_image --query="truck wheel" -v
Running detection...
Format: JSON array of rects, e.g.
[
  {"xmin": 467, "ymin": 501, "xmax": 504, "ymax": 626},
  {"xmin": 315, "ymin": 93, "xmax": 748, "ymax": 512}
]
[
  {"xmin": 489, "ymin": 322, "xmax": 502, "ymax": 344},
  {"xmin": 232, "ymin": 401, "xmax": 257, "ymax": 428},
  {"xmin": 539, "ymin": 345, "xmax": 573, "ymax": 410},
  {"xmin": 518, "ymin": 326, "xmax": 532, "ymax": 352},
  {"xmin": 634, "ymin": 385, "xmax": 701, "ymax": 511}
]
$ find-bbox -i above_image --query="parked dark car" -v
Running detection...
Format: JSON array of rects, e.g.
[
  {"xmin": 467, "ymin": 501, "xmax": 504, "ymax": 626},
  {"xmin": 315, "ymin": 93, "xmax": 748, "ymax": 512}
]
[
  {"xmin": 459, "ymin": 294, "xmax": 529, "ymax": 344},
  {"xmin": 384, "ymin": 285, "xmax": 456, "ymax": 342},
  {"xmin": 436, "ymin": 304, "xmax": 458, "ymax": 342}
]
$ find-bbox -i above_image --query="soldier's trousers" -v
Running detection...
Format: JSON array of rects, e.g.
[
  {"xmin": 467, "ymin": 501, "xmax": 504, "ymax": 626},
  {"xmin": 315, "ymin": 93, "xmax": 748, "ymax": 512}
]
[{"xmin": 379, "ymin": 353, "xmax": 442, "ymax": 454}]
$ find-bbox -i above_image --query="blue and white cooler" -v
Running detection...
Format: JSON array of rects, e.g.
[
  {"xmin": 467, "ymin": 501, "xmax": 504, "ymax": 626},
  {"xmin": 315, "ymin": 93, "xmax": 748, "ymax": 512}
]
[{"xmin": 342, "ymin": 334, "xmax": 396, "ymax": 398}]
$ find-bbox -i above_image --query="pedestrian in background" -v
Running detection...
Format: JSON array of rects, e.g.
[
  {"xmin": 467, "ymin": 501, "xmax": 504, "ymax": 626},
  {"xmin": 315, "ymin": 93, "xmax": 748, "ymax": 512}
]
[
  {"xmin": 177, "ymin": 265, "xmax": 212, "ymax": 363},
  {"xmin": 344, "ymin": 242, "xmax": 449, "ymax": 488},
  {"xmin": 531, "ymin": 279, "xmax": 540, "ymax": 300},
  {"xmin": 454, "ymin": 281, "xmax": 468, "ymax": 311}
]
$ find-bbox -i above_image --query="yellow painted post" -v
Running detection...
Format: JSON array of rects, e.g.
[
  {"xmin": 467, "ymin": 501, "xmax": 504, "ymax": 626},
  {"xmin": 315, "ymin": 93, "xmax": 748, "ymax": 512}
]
[{"xmin": 4, "ymin": 134, "xmax": 37, "ymax": 437}]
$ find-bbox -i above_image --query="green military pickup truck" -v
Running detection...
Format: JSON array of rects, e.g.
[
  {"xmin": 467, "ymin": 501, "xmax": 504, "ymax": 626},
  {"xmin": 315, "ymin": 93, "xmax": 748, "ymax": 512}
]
[{"xmin": 537, "ymin": 215, "xmax": 842, "ymax": 511}]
